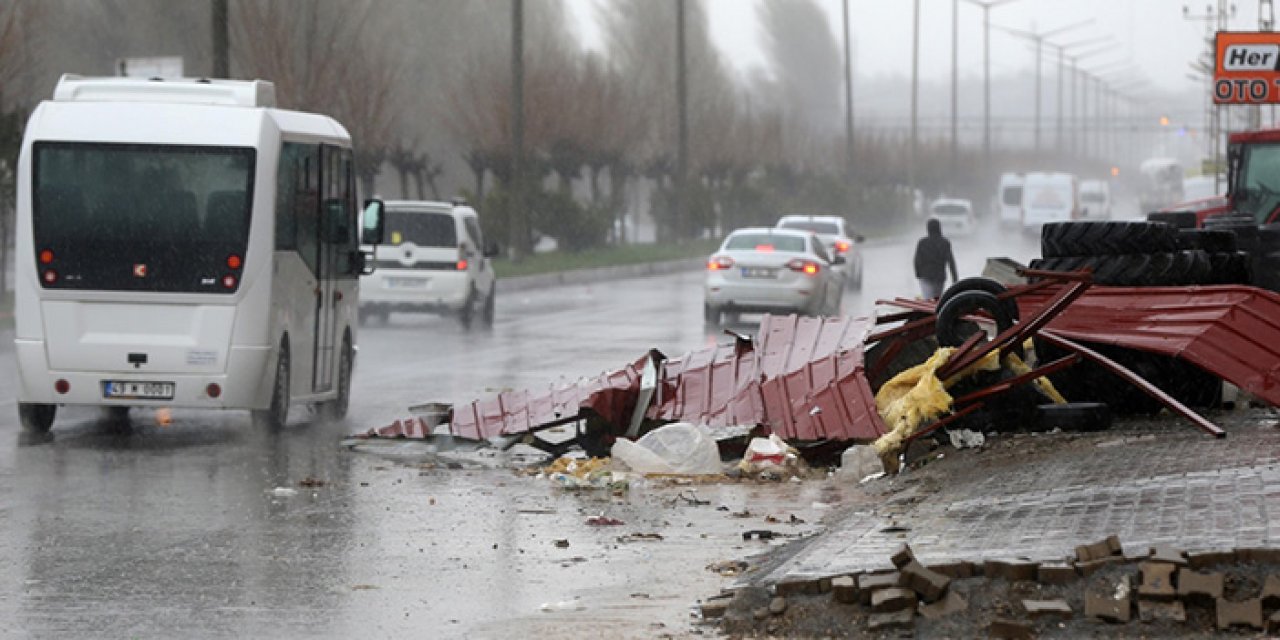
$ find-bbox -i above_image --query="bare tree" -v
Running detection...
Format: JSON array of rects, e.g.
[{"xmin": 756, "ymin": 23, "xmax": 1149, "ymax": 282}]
[
  {"xmin": 232, "ymin": 0, "xmax": 401, "ymax": 195},
  {"xmin": 0, "ymin": 0, "xmax": 42, "ymax": 295}
]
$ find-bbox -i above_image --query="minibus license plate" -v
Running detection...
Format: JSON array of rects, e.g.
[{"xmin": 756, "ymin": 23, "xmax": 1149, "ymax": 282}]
[{"xmin": 103, "ymin": 381, "xmax": 175, "ymax": 400}]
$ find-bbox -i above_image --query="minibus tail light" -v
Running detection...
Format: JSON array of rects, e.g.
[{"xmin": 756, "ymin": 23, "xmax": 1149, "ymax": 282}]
[
  {"xmin": 39, "ymin": 249, "xmax": 54, "ymax": 264},
  {"xmin": 42, "ymin": 270, "xmax": 58, "ymax": 284},
  {"xmin": 227, "ymin": 254, "xmax": 243, "ymax": 270},
  {"xmin": 222, "ymin": 275, "xmax": 237, "ymax": 289}
]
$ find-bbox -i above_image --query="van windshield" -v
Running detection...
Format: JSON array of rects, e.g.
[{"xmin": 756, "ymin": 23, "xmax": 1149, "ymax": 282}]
[
  {"xmin": 1001, "ymin": 186, "xmax": 1023, "ymax": 206},
  {"xmin": 32, "ymin": 142, "xmax": 255, "ymax": 293},
  {"xmin": 385, "ymin": 210, "xmax": 456, "ymax": 248}
]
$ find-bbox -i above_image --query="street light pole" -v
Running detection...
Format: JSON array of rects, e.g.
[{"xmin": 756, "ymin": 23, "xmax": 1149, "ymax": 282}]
[
  {"xmin": 676, "ymin": 0, "xmax": 688, "ymax": 239},
  {"xmin": 911, "ymin": 0, "xmax": 919, "ymax": 191},
  {"xmin": 992, "ymin": 19, "xmax": 1093, "ymax": 154},
  {"xmin": 843, "ymin": 0, "xmax": 855, "ymax": 179},
  {"xmin": 510, "ymin": 0, "xmax": 525, "ymax": 261},
  {"xmin": 951, "ymin": 0, "xmax": 959, "ymax": 171},
  {"xmin": 963, "ymin": 0, "xmax": 1025, "ymax": 168}
]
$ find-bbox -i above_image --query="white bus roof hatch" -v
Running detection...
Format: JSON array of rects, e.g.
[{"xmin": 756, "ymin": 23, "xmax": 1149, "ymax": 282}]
[{"xmin": 52, "ymin": 74, "xmax": 277, "ymax": 108}]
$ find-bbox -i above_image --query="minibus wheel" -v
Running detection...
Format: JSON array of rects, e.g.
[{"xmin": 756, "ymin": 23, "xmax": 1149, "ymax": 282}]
[
  {"xmin": 253, "ymin": 343, "xmax": 290, "ymax": 429},
  {"xmin": 19, "ymin": 403, "xmax": 56, "ymax": 433}
]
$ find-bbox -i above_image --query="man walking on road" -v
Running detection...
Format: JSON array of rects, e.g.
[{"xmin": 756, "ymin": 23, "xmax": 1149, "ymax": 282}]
[{"xmin": 913, "ymin": 218, "xmax": 957, "ymax": 299}]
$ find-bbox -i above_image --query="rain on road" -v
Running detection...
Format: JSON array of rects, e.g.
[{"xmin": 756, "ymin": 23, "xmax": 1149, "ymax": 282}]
[{"xmin": 0, "ymin": 222, "xmax": 1042, "ymax": 638}]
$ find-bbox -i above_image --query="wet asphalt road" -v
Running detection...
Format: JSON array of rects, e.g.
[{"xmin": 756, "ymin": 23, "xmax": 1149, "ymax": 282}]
[{"xmin": 0, "ymin": 222, "xmax": 1043, "ymax": 638}]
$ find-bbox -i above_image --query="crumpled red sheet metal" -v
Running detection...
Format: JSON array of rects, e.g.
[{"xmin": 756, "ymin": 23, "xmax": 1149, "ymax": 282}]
[
  {"xmin": 1016, "ymin": 284, "xmax": 1280, "ymax": 407},
  {"xmin": 396, "ymin": 314, "xmax": 887, "ymax": 443},
  {"xmin": 447, "ymin": 354, "xmax": 650, "ymax": 440}
]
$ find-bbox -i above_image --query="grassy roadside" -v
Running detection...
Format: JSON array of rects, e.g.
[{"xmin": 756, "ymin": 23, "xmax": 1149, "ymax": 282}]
[{"xmin": 492, "ymin": 238, "xmax": 720, "ymax": 279}]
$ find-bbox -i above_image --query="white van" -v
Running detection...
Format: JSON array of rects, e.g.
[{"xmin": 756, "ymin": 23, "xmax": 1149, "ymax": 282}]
[
  {"xmin": 1020, "ymin": 172, "xmax": 1080, "ymax": 230},
  {"xmin": 1078, "ymin": 179, "xmax": 1112, "ymax": 219},
  {"xmin": 359, "ymin": 200, "xmax": 497, "ymax": 328},
  {"xmin": 996, "ymin": 173, "xmax": 1025, "ymax": 226}
]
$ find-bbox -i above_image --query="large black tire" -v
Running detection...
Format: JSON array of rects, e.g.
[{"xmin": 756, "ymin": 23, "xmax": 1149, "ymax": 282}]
[
  {"xmin": 1207, "ymin": 252, "xmax": 1252, "ymax": 285},
  {"xmin": 1029, "ymin": 250, "xmax": 1213, "ymax": 286},
  {"xmin": 1177, "ymin": 229, "xmax": 1237, "ymax": 253},
  {"xmin": 938, "ymin": 277, "xmax": 1019, "ymax": 324},
  {"xmin": 1035, "ymin": 403, "xmax": 1112, "ymax": 432},
  {"xmin": 252, "ymin": 343, "xmax": 290, "ymax": 429},
  {"xmin": 1147, "ymin": 211, "xmax": 1198, "ymax": 230},
  {"xmin": 1035, "ymin": 341, "xmax": 1221, "ymax": 416},
  {"xmin": 1041, "ymin": 221, "xmax": 1178, "ymax": 258},
  {"xmin": 18, "ymin": 402, "xmax": 56, "ymax": 433},
  {"xmin": 935, "ymin": 290, "xmax": 1016, "ymax": 350}
]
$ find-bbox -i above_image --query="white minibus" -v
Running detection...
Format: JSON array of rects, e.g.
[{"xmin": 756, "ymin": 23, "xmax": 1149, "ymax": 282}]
[{"xmin": 14, "ymin": 75, "xmax": 385, "ymax": 433}]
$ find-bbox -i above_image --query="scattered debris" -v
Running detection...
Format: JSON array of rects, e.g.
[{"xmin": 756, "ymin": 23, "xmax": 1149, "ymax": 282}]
[
  {"xmin": 742, "ymin": 530, "xmax": 776, "ymax": 541},
  {"xmin": 297, "ymin": 476, "xmax": 326, "ymax": 488},
  {"xmin": 585, "ymin": 515, "xmax": 624, "ymax": 526},
  {"xmin": 706, "ymin": 559, "xmax": 749, "ymax": 577},
  {"xmin": 616, "ymin": 533, "xmax": 664, "ymax": 543},
  {"xmin": 268, "ymin": 487, "xmax": 298, "ymax": 498}
]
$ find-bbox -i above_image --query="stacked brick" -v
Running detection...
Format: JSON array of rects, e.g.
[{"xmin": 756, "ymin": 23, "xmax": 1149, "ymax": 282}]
[{"xmin": 708, "ymin": 537, "xmax": 1280, "ymax": 635}]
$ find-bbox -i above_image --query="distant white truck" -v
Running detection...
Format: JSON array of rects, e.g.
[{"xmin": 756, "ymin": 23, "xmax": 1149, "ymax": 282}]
[
  {"xmin": 1020, "ymin": 172, "xmax": 1081, "ymax": 231},
  {"xmin": 996, "ymin": 172, "xmax": 1025, "ymax": 227}
]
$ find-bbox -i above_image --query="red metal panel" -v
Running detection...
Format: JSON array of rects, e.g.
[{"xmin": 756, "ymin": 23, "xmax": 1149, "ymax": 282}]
[
  {"xmin": 1016, "ymin": 284, "xmax": 1280, "ymax": 407},
  {"xmin": 388, "ymin": 314, "xmax": 890, "ymax": 443}
]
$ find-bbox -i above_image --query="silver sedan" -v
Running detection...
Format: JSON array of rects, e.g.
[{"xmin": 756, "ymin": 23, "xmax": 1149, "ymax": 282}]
[{"xmin": 703, "ymin": 227, "xmax": 845, "ymax": 325}]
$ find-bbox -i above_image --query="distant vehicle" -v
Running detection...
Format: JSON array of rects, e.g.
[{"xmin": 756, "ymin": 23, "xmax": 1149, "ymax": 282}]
[
  {"xmin": 928, "ymin": 198, "xmax": 977, "ymax": 236},
  {"xmin": 775, "ymin": 214, "xmax": 865, "ymax": 290},
  {"xmin": 359, "ymin": 200, "xmax": 498, "ymax": 328},
  {"xmin": 14, "ymin": 75, "xmax": 385, "ymax": 434},
  {"xmin": 1020, "ymin": 172, "xmax": 1081, "ymax": 230},
  {"xmin": 1078, "ymin": 180, "xmax": 1112, "ymax": 219},
  {"xmin": 1138, "ymin": 157, "xmax": 1185, "ymax": 214},
  {"xmin": 704, "ymin": 227, "xmax": 845, "ymax": 325},
  {"xmin": 996, "ymin": 173, "xmax": 1025, "ymax": 226},
  {"xmin": 1181, "ymin": 174, "xmax": 1224, "ymax": 203}
]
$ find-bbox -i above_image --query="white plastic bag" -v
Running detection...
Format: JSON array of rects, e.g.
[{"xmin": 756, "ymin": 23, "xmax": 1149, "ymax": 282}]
[{"xmin": 611, "ymin": 422, "xmax": 722, "ymax": 475}]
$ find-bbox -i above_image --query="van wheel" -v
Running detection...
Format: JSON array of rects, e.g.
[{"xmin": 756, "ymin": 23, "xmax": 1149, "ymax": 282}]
[
  {"xmin": 322, "ymin": 338, "xmax": 353, "ymax": 421},
  {"xmin": 19, "ymin": 403, "xmax": 56, "ymax": 433},
  {"xmin": 458, "ymin": 288, "xmax": 476, "ymax": 330},
  {"xmin": 481, "ymin": 286, "xmax": 496, "ymax": 327},
  {"xmin": 253, "ymin": 344, "xmax": 290, "ymax": 429}
]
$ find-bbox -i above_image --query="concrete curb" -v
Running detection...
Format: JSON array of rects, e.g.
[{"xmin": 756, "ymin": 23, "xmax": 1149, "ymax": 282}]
[{"xmin": 495, "ymin": 257, "xmax": 705, "ymax": 293}]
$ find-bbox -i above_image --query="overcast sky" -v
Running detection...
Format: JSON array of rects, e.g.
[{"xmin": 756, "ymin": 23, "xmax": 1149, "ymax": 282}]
[{"xmin": 567, "ymin": 0, "xmax": 1263, "ymax": 93}]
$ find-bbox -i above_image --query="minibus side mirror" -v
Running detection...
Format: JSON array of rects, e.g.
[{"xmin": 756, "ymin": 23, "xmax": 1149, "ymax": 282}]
[{"xmin": 362, "ymin": 199, "xmax": 386, "ymax": 245}]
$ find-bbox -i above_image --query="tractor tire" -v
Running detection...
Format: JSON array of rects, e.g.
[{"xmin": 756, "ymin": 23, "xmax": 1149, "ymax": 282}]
[
  {"xmin": 1176, "ymin": 229, "xmax": 1237, "ymax": 253},
  {"xmin": 1207, "ymin": 251, "xmax": 1252, "ymax": 285},
  {"xmin": 1029, "ymin": 251, "xmax": 1212, "ymax": 286},
  {"xmin": 1040, "ymin": 220, "xmax": 1179, "ymax": 258},
  {"xmin": 1147, "ymin": 211, "xmax": 1198, "ymax": 229}
]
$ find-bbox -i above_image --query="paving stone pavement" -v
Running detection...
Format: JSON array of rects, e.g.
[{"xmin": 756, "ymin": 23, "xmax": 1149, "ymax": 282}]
[{"xmin": 757, "ymin": 412, "xmax": 1280, "ymax": 583}]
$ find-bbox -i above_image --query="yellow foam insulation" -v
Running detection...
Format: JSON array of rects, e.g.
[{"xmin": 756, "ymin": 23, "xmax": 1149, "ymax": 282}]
[{"xmin": 872, "ymin": 344, "xmax": 1064, "ymax": 472}]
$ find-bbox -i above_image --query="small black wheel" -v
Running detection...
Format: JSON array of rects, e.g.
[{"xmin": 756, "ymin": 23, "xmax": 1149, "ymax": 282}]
[
  {"xmin": 704, "ymin": 304, "xmax": 722, "ymax": 326},
  {"xmin": 458, "ymin": 288, "xmax": 476, "ymax": 330},
  {"xmin": 938, "ymin": 277, "xmax": 1019, "ymax": 324},
  {"xmin": 935, "ymin": 290, "xmax": 1017, "ymax": 354},
  {"xmin": 253, "ymin": 343, "xmax": 290, "ymax": 429},
  {"xmin": 481, "ymin": 286, "xmax": 496, "ymax": 327},
  {"xmin": 19, "ymin": 403, "xmax": 56, "ymax": 433}
]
